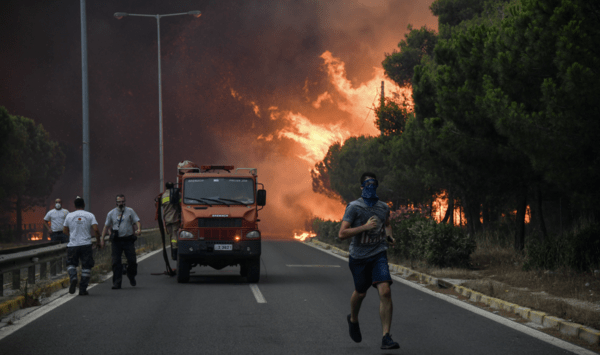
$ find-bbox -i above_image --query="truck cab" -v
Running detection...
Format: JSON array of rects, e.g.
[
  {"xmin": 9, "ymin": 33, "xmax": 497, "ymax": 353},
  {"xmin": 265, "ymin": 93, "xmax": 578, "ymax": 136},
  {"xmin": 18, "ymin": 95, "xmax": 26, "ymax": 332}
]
[{"xmin": 175, "ymin": 165, "xmax": 266, "ymax": 283}]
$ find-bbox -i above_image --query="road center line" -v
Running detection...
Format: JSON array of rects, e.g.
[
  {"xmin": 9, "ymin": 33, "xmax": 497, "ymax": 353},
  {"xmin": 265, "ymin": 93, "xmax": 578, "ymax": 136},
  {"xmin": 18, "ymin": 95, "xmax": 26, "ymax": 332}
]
[
  {"xmin": 286, "ymin": 264, "xmax": 340, "ymax": 267},
  {"xmin": 249, "ymin": 284, "xmax": 266, "ymax": 303}
]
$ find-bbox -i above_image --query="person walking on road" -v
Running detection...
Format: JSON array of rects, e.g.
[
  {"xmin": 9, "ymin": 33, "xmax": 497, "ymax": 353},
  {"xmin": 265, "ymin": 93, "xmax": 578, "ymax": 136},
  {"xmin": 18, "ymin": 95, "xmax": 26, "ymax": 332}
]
[
  {"xmin": 44, "ymin": 198, "xmax": 69, "ymax": 243},
  {"xmin": 338, "ymin": 172, "xmax": 400, "ymax": 350},
  {"xmin": 62, "ymin": 196, "xmax": 102, "ymax": 296},
  {"xmin": 101, "ymin": 194, "xmax": 141, "ymax": 289}
]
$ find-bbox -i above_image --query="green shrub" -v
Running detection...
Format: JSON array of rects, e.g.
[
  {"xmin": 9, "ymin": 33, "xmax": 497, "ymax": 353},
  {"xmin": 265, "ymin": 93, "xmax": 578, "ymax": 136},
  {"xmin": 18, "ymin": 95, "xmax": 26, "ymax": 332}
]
[
  {"xmin": 313, "ymin": 218, "xmax": 348, "ymax": 248},
  {"xmin": 388, "ymin": 214, "xmax": 429, "ymax": 261},
  {"xmin": 524, "ymin": 223, "xmax": 600, "ymax": 272},
  {"xmin": 406, "ymin": 219, "xmax": 475, "ymax": 268}
]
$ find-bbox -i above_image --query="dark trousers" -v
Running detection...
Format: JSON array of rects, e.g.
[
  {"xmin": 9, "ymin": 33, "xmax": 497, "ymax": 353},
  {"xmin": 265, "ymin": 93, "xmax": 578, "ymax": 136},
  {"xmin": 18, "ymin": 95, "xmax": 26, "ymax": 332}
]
[
  {"xmin": 111, "ymin": 238, "xmax": 137, "ymax": 286},
  {"xmin": 67, "ymin": 245, "xmax": 94, "ymax": 290}
]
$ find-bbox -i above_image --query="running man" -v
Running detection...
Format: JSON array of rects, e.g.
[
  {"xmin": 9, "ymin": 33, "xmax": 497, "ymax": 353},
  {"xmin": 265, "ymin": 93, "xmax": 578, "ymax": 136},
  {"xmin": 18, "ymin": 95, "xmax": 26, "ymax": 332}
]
[{"xmin": 338, "ymin": 172, "xmax": 400, "ymax": 350}]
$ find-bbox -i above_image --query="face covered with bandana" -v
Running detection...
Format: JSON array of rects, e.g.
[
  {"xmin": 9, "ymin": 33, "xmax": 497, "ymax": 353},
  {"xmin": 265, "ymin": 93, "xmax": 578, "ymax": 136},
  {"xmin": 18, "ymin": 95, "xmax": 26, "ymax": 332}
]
[{"xmin": 361, "ymin": 178, "xmax": 379, "ymax": 207}]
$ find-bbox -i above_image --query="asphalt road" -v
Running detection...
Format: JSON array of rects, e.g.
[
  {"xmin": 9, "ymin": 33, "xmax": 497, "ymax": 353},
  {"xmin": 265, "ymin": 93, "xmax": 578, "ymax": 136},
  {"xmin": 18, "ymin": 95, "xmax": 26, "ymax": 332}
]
[{"xmin": 0, "ymin": 240, "xmax": 583, "ymax": 354}]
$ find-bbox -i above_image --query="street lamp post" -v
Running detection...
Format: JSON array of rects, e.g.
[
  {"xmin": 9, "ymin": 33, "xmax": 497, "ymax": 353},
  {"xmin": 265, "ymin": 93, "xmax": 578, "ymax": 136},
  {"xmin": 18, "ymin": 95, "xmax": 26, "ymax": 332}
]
[{"xmin": 114, "ymin": 10, "xmax": 201, "ymax": 192}]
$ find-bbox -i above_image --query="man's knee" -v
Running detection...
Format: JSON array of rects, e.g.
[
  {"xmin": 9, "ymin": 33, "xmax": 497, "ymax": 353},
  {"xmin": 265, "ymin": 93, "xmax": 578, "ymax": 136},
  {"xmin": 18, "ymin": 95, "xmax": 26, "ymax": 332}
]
[
  {"xmin": 377, "ymin": 282, "xmax": 392, "ymax": 299},
  {"xmin": 354, "ymin": 291, "xmax": 367, "ymax": 300}
]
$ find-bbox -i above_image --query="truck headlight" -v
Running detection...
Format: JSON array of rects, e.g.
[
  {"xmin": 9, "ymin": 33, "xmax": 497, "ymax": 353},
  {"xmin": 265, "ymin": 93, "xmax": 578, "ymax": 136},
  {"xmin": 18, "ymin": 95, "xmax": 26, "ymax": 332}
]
[
  {"xmin": 180, "ymin": 230, "xmax": 195, "ymax": 239},
  {"xmin": 246, "ymin": 230, "xmax": 260, "ymax": 239}
]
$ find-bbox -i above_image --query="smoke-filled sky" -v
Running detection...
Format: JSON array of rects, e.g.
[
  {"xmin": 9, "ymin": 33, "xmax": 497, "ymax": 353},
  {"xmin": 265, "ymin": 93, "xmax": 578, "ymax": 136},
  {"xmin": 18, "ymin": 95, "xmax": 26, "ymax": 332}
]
[{"xmin": 0, "ymin": 0, "xmax": 436, "ymax": 237}]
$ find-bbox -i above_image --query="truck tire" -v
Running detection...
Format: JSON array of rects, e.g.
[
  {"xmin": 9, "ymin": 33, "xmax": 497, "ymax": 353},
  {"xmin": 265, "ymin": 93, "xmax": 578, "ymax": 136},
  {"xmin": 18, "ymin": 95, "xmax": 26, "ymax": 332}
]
[
  {"xmin": 240, "ymin": 263, "xmax": 248, "ymax": 277},
  {"xmin": 177, "ymin": 257, "xmax": 190, "ymax": 283},
  {"xmin": 246, "ymin": 258, "xmax": 260, "ymax": 283}
]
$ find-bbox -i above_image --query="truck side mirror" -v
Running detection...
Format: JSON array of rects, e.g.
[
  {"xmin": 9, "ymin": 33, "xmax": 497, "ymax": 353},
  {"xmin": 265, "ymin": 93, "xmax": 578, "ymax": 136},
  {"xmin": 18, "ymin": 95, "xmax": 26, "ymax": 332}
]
[{"xmin": 256, "ymin": 189, "xmax": 266, "ymax": 206}]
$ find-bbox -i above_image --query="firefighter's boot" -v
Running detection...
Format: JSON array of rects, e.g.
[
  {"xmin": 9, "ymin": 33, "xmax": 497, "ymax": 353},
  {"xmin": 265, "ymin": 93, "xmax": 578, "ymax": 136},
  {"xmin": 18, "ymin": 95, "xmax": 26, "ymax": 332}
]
[{"xmin": 171, "ymin": 240, "xmax": 178, "ymax": 260}]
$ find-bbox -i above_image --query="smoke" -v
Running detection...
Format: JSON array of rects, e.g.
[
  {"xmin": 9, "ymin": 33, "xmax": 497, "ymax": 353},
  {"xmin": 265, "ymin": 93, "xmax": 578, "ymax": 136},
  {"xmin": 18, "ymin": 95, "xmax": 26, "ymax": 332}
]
[{"xmin": 0, "ymin": 0, "xmax": 437, "ymax": 237}]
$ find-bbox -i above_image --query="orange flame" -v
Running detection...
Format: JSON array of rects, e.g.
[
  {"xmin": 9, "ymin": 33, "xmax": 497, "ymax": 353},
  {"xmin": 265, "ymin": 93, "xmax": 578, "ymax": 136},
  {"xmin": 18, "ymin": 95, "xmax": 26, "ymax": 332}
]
[
  {"xmin": 29, "ymin": 232, "xmax": 43, "ymax": 241},
  {"xmin": 293, "ymin": 231, "xmax": 316, "ymax": 241}
]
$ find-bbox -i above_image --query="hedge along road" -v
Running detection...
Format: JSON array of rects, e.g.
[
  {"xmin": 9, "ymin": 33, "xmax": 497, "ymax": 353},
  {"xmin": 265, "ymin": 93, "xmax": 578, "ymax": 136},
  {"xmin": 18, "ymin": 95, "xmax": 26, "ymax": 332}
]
[{"xmin": 0, "ymin": 240, "xmax": 593, "ymax": 355}]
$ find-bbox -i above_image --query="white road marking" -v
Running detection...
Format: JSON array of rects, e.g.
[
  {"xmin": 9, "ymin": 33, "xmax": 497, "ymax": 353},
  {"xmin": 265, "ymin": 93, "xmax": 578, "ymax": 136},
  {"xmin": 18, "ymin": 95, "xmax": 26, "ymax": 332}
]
[
  {"xmin": 300, "ymin": 241, "xmax": 597, "ymax": 355},
  {"xmin": 286, "ymin": 265, "xmax": 340, "ymax": 267},
  {"xmin": 249, "ymin": 284, "xmax": 267, "ymax": 303}
]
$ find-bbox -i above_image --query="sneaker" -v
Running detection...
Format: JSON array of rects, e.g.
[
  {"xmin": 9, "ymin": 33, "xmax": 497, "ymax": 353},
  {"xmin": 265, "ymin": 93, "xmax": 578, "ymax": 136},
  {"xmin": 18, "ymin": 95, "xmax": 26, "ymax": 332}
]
[
  {"xmin": 381, "ymin": 333, "xmax": 400, "ymax": 350},
  {"xmin": 69, "ymin": 279, "xmax": 77, "ymax": 294},
  {"xmin": 112, "ymin": 285, "xmax": 121, "ymax": 290},
  {"xmin": 347, "ymin": 314, "xmax": 362, "ymax": 343},
  {"xmin": 79, "ymin": 290, "xmax": 89, "ymax": 296}
]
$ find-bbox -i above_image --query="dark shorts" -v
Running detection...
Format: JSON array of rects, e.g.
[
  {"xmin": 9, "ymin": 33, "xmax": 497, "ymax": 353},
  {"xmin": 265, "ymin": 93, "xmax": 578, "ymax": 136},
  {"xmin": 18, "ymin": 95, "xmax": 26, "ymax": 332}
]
[{"xmin": 349, "ymin": 251, "xmax": 392, "ymax": 294}]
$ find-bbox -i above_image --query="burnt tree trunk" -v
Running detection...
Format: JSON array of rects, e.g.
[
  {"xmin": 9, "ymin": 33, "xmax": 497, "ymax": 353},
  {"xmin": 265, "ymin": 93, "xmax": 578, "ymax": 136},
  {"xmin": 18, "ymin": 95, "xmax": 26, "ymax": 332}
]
[
  {"xmin": 534, "ymin": 184, "xmax": 547, "ymax": 242},
  {"xmin": 514, "ymin": 186, "xmax": 528, "ymax": 251},
  {"xmin": 462, "ymin": 195, "xmax": 481, "ymax": 236},
  {"xmin": 441, "ymin": 191, "xmax": 454, "ymax": 225}
]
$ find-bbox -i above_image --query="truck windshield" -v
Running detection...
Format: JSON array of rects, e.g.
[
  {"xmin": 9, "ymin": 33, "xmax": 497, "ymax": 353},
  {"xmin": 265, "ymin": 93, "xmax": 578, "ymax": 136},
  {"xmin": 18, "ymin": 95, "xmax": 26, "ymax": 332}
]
[{"xmin": 183, "ymin": 178, "xmax": 255, "ymax": 205}]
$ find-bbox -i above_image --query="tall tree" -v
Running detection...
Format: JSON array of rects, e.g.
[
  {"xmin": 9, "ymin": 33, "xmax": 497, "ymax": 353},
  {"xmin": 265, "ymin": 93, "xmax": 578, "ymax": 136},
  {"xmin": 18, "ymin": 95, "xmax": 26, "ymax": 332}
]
[
  {"xmin": 3, "ymin": 113, "xmax": 65, "ymax": 241},
  {"xmin": 430, "ymin": 0, "xmax": 487, "ymax": 27},
  {"xmin": 483, "ymin": 0, "xmax": 600, "ymax": 218},
  {"xmin": 382, "ymin": 25, "xmax": 438, "ymax": 88}
]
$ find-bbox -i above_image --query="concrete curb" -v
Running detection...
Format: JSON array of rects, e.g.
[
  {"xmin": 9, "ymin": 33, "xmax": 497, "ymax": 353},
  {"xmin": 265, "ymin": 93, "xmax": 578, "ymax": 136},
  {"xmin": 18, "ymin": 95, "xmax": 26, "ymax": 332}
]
[
  {"xmin": 305, "ymin": 238, "xmax": 600, "ymax": 346},
  {"xmin": 0, "ymin": 277, "xmax": 69, "ymax": 318}
]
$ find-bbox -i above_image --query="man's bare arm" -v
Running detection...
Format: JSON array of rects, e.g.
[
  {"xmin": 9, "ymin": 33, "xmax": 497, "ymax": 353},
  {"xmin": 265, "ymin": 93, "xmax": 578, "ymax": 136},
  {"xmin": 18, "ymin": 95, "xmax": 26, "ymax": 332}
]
[
  {"xmin": 63, "ymin": 226, "xmax": 70, "ymax": 237},
  {"xmin": 338, "ymin": 217, "xmax": 377, "ymax": 240},
  {"xmin": 92, "ymin": 224, "xmax": 102, "ymax": 248},
  {"xmin": 44, "ymin": 220, "xmax": 52, "ymax": 232},
  {"xmin": 385, "ymin": 216, "xmax": 395, "ymax": 246}
]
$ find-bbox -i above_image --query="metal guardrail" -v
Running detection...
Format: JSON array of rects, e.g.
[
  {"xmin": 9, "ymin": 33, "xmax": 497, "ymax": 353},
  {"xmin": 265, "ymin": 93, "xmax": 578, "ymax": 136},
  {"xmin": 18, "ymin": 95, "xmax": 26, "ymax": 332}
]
[{"xmin": 0, "ymin": 243, "xmax": 68, "ymax": 295}]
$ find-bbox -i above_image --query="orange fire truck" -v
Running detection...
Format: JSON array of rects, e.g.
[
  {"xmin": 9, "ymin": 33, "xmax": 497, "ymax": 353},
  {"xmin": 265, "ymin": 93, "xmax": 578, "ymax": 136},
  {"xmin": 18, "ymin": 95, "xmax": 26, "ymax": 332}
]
[{"xmin": 167, "ymin": 164, "xmax": 266, "ymax": 283}]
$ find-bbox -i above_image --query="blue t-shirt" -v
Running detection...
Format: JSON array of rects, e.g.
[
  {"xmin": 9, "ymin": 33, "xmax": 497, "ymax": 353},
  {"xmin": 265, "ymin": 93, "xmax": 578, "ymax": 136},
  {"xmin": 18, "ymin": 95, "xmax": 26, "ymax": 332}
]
[{"xmin": 342, "ymin": 198, "xmax": 390, "ymax": 259}]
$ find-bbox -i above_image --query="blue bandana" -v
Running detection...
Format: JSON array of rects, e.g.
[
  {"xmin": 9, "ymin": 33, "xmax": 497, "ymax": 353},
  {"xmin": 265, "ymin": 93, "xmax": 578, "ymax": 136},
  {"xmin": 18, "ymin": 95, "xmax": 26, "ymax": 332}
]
[{"xmin": 360, "ymin": 179, "xmax": 379, "ymax": 207}]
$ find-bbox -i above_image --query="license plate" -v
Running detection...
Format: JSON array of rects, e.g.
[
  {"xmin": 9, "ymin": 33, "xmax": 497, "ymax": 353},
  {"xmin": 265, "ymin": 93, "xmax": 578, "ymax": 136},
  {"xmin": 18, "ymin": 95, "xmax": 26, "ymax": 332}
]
[{"xmin": 214, "ymin": 244, "xmax": 232, "ymax": 251}]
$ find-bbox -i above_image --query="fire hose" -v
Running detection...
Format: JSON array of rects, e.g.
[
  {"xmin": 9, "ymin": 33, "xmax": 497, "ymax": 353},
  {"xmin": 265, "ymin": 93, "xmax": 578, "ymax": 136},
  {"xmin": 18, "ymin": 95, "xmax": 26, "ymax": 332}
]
[{"xmin": 153, "ymin": 193, "xmax": 176, "ymax": 276}]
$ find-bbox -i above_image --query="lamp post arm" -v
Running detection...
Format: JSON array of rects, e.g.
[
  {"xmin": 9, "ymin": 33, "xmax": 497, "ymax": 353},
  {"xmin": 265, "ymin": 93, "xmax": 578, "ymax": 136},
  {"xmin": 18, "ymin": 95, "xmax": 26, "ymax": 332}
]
[{"xmin": 159, "ymin": 12, "xmax": 194, "ymax": 18}]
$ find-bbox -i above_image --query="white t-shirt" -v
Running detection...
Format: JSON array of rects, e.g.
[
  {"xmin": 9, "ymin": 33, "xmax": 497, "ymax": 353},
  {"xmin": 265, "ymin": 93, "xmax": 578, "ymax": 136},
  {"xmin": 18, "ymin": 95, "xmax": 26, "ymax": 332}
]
[
  {"xmin": 64, "ymin": 210, "xmax": 98, "ymax": 247},
  {"xmin": 44, "ymin": 208, "xmax": 70, "ymax": 232}
]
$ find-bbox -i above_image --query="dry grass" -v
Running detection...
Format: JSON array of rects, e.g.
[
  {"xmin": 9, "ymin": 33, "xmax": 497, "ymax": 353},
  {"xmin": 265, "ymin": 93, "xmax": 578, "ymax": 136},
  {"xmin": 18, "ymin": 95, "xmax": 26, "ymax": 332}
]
[{"xmin": 399, "ymin": 243, "xmax": 600, "ymax": 330}]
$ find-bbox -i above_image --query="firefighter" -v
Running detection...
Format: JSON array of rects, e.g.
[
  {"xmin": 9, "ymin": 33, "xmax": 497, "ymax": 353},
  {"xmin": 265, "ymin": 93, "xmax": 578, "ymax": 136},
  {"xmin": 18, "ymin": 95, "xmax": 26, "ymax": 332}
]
[{"xmin": 162, "ymin": 182, "xmax": 180, "ymax": 251}]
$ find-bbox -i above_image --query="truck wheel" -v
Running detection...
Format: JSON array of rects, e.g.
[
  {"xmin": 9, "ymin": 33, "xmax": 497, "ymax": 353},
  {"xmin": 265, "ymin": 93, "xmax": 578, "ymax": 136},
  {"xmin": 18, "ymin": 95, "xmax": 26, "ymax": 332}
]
[
  {"xmin": 246, "ymin": 258, "xmax": 260, "ymax": 283},
  {"xmin": 177, "ymin": 257, "xmax": 190, "ymax": 283},
  {"xmin": 240, "ymin": 263, "xmax": 248, "ymax": 277}
]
